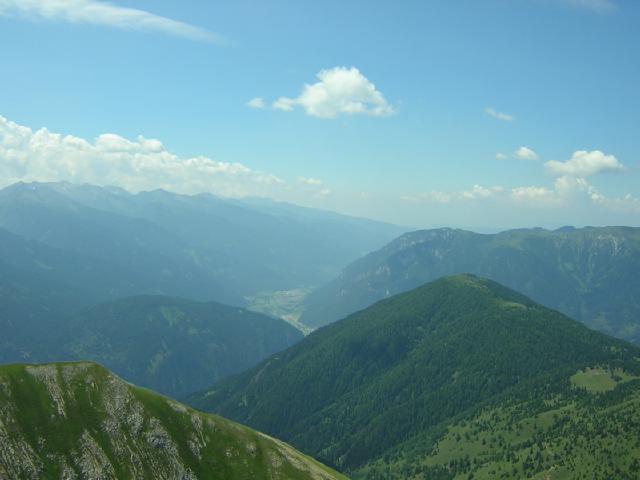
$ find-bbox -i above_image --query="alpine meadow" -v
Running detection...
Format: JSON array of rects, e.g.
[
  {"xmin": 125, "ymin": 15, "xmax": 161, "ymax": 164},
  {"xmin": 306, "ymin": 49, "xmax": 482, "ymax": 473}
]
[{"xmin": 1, "ymin": 1, "xmax": 639, "ymax": 479}]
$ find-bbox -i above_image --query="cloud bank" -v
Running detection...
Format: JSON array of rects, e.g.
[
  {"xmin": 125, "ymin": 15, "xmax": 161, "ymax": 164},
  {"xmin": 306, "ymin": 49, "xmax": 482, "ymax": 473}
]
[
  {"xmin": 0, "ymin": 115, "xmax": 284, "ymax": 197},
  {"xmin": 402, "ymin": 149, "xmax": 636, "ymax": 214},
  {"xmin": 0, "ymin": 0, "xmax": 223, "ymax": 42}
]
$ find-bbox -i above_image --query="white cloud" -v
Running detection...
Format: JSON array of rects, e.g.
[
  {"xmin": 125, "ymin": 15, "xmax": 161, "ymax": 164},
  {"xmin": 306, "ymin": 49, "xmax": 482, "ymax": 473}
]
[
  {"xmin": 554, "ymin": 176, "xmax": 639, "ymax": 211},
  {"xmin": 402, "ymin": 185, "xmax": 503, "ymax": 204},
  {"xmin": 514, "ymin": 146, "xmax": 539, "ymax": 161},
  {"xmin": 462, "ymin": 184, "xmax": 503, "ymax": 200},
  {"xmin": 0, "ymin": 114, "xmax": 284, "ymax": 197},
  {"xmin": 246, "ymin": 97, "xmax": 266, "ymax": 109},
  {"xmin": 0, "ymin": 0, "xmax": 223, "ymax": 42},
  {"xmin": 511, "ymin": 186, "xmax": 558, "ymax": 204},
  {"xmin": 485, "ymin": 107, "xmax": 514, "ymax": 122},
  {"xmin": 600, "ymin": 193, "xmax": 640, "ymax": 212},
  {"xmin": 401, "ymin": 191, "xmax": 452, "ymax": 204},
  {"xmin": 545, "ymin": 150, "xmax": 624, "ymax": 178},
  {"xmin": 298, "ymin": 176, "xmax": 323, "ymax": 186},
  {"xmin": 496, "ymin": 153, "xmax": 508, "ymax": 160},
  {"xmin": 273, "ymin": 97, "xmax": 296, "ymax": 112},
  {"xmin": 553, "ymin": 175, "xmax": 589, "ymax": 194},
  {"xmin": 273, "ymin": 67, "xmax": 394, "ymax": 119},
  {"xmin": 315, "ymin": 188, "xmax": 332, "ymax": 199}
]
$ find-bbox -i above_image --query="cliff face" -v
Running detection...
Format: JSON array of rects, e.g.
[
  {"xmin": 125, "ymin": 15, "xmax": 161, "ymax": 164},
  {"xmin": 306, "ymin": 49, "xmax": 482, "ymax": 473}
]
[{"xmin": 0, "ymin": 362, "xmax": 346, "ymax": 480}]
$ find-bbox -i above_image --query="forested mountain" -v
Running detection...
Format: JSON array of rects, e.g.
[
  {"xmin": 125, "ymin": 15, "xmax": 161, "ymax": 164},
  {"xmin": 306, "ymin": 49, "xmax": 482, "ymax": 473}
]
[
  {"xmin": 300, "ymin": 226, "xmax": 640, "ymax": 342},
  {"xmin": 55, "ymin": 296, "xmax": 303, "ymax": 398},
  {"xmin": 193, "ymin": 275, "xmax": 640, "ymax": 478},
  {"xmin": 0, "ymin": 362, "xmax": 346, "ymax": 480}
]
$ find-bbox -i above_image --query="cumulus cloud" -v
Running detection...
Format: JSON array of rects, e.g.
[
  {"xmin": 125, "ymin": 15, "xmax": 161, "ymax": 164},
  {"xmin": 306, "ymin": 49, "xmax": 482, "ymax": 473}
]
[
  {"xmin": 273, "ymin": 97, "xmax": 296, "ymax": 112},
  {"xmin": 401, "ymin": 146, "xmax": 635, "ymax": 212},
  {"xmin": 514, "ymin": 146, "xmax": 539, "ymax": 161},
  {"xmin": 485, "ymin": 107, "xmax": 514, "ymax": 122},
  {"xmin": 298, "ymin": 176, "xmax": 323, "ymax": 186},
  {"xmin": 315, "ymin": 188, "xmax": 332, "ymax": 199},
  {"xmin": 402, "ymin": 185, "xmax": 503, "ymax": 204},
  {"xmin": 246, "ymin": 97, "xmax": 266, "ymax": 109},
  {"xmin": 273, "ymin": 67, "xmax": 394, "ymax": 119},
  {"xmin": 0, "ymin": 0, "xmax": 223, "ymax": 42},
  {"xmin": 462, "ymin": 184, "xmax": 504, "ymax": 199},
  {"xmin": 510, "ymin": 173, "xmax": 638, "ymax": 211},
  {"xmin": 401, "ymin": 191, "xmax": 452, "ymax": 204},
  {"xmin": 0, "ymin": 115, "xmax": 284, "ymax": 197},
  {"xmin": 545, "ymin": 150, "xmax": 624, "ymax": 178},
  {"xmin": 511, "ymin": 186, "xmax": 558, "ymax": 204},
  {"xmin": 496, "ymin": 153, "xmax": 508, "ymax": 160}
]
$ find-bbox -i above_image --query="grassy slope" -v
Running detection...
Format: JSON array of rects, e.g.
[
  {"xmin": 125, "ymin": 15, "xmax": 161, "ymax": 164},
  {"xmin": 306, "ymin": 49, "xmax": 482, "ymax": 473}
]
[
  {"xmin": 361, "ymin": 373, "xmax": 640, "ymax": 479},
  {"xmin": 0, "ymin": 362, "xmax": 347, "ymax": 480}
]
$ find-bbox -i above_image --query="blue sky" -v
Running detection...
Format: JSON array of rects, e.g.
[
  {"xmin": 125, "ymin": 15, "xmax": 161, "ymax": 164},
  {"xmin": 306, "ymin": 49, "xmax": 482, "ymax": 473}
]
[{"xmin": 0, "ymin": 0, "xmax": 638, "ymax": 229}]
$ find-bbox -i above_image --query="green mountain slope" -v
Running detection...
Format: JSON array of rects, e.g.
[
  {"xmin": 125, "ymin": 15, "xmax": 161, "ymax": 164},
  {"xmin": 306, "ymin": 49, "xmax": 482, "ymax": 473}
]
[
  {"xmin": 192, "ymin": 275, "xmax": 640, "ymax": 477},
  {"xmin": 0, "ymin": 362, "xmax": 346, "ymax": 480},
  {"xmin": 300, "ymin": 227, "xmax": 640, "ymax": 342},
  {"xmin": 362, "ymin": 371, "xmax": 640, "ymax": 479},
  {"xmin": 55, "ymin": 295, "xmax": 303, "ymax": 399}
]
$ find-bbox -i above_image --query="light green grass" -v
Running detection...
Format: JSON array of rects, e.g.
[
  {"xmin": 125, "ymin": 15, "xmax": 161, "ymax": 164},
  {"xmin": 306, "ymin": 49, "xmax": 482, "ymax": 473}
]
[{"xmin": 570, "ymin": 366, "xmax": 638, "ymax": 393}]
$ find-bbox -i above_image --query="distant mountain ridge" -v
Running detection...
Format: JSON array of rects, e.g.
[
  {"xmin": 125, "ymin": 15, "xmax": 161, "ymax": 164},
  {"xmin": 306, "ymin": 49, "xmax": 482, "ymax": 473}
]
[
  {"xmin": 0, "ymin": 181, "xmax": 405, "ymax": 302},
  {"xmin": 301, "ymin": 226, "xmax": 640, "ymax": 342},
  {"xmin": 0, "ymin": 181, "xmax": 403, "ymax": 370},
  {"xmin": 0, "ymin": 361, "xmax": 347, "ymax": 480},
  {"xmin": 194, "ymin": 275, "xmax": 640, "ymax": 478}
]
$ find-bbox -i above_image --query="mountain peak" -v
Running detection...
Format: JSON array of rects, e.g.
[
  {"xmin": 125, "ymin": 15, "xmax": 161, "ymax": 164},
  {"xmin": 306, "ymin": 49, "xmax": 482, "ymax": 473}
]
[{"xmin": 195, "ymin": 275, "xmax": 639, "ymax": 472}]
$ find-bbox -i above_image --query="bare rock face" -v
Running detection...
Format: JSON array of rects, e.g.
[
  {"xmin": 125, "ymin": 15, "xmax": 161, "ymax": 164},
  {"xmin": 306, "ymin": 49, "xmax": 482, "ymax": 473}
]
[{"xmin": 0, "ymin": 362, "xmax": 347, "ymax": 480}]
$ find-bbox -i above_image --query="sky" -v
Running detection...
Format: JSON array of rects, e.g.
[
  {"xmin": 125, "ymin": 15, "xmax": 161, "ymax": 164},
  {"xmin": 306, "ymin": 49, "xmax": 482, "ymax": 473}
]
[{"xmin": 0, "ymin": 0, "xmax": 638, "ymax": 230}]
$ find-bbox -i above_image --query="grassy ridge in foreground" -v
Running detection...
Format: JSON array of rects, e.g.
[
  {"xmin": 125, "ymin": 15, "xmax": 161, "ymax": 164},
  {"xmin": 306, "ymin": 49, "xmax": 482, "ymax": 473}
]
[{"xmin": 0, "ymin": 362, "xmax": 347, "ymax": 480}]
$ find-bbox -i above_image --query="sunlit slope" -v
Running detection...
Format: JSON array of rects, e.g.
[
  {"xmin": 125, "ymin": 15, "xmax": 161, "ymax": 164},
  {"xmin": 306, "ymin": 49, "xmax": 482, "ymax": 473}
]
[
  {"xmin": 362, "ymin": 368, "xmax": 640, "ymax": 479},
  {"xmin": 0, "ymin": 362, "xmax": 347, "ymax": 480}
]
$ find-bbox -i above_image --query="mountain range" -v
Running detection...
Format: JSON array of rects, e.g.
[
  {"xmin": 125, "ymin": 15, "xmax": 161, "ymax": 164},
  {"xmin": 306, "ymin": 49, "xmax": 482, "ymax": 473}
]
[
  {"xmin": 0, "ymin": 181, "xmax": 404, "ymax": 380},
  {"xmin": 0, "ymin": 181, "xmax": 404, "ymax": 305},
  {"xmin": 193, "ymin": 275, "xmax": 640, "ymax": 479},
  {"xmin": 300, "ymin": 226, "xmax": 640, "ymax": 343}
]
